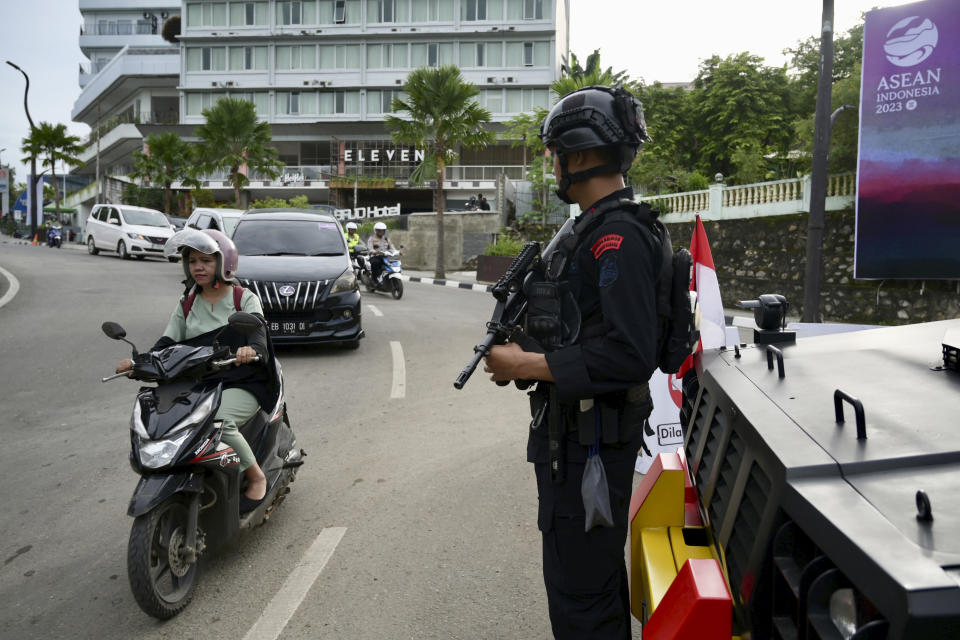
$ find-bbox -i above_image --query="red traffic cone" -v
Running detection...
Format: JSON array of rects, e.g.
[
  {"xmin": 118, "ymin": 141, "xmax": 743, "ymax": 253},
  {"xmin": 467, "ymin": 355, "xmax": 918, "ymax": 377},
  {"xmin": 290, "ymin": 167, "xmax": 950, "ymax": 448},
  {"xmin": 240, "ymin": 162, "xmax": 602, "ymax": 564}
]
[{"xmin": 32, "ymin": 234, "xmax": 38, "ymax": 245}]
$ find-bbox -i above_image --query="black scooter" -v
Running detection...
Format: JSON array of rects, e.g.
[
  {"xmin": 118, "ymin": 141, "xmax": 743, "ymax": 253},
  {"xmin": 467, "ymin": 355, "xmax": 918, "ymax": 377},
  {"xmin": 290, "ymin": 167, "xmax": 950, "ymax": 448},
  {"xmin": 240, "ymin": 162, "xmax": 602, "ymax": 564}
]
[{"xmin": 101, "ymin": 312, "xmax": 304, "ymax": 619}]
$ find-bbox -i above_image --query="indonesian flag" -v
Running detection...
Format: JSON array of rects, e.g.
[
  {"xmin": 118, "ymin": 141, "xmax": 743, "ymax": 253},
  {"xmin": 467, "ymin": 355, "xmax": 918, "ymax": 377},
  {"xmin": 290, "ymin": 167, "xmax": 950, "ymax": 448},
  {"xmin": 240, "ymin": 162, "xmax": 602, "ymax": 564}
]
[
  {"xmin": 636, "ymin": 215, "xmax": 725, "ymax": 473},
  {"xmin": 677, "ymin": 215, "xmax": 726, "ymax": 378}
]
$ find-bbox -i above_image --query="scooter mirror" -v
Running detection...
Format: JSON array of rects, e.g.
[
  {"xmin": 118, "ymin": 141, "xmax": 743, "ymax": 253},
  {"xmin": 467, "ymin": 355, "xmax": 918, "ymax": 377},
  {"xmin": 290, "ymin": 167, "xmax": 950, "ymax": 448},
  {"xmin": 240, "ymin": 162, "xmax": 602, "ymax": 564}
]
[
  {"xmin": 102, "ymin": 322, "xmax": 127, "ymax": 340},
  {"xmin": 227, "ymin": 312, "xmax": 263, "ymax": 335}
]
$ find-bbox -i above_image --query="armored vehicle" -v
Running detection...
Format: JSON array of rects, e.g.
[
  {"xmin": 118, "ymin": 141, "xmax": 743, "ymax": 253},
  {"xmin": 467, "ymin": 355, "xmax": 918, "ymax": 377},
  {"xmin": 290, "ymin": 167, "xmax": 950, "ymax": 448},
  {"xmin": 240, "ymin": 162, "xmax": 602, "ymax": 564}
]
[{"xmin": 631, "ymin": 319, "xmax": 960, "ymax": 639}]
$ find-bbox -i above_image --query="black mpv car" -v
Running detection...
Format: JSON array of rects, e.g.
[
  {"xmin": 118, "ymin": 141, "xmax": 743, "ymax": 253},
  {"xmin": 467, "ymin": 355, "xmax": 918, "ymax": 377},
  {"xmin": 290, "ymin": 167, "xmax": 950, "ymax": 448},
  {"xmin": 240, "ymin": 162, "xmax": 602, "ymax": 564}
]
[{"xmin": 232, "ymin": 210, "xmax": 363, "ymax": 347}]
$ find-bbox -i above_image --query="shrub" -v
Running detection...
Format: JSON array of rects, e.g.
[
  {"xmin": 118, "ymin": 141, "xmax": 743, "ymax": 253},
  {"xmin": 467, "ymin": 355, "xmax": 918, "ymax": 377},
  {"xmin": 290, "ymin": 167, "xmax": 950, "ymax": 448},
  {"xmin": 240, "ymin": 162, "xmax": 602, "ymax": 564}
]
[{"xmin": 483, "ymin": 234, "xmax": 526, "ymax": 257}]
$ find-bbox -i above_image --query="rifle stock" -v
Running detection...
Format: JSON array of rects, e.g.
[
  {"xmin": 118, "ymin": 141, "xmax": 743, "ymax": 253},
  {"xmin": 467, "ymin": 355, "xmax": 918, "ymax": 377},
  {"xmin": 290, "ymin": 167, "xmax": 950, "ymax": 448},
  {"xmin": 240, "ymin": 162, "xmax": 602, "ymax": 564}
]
[{"xmin": 453, "ymin": 242, "xmax": 540, "ymax": 389}]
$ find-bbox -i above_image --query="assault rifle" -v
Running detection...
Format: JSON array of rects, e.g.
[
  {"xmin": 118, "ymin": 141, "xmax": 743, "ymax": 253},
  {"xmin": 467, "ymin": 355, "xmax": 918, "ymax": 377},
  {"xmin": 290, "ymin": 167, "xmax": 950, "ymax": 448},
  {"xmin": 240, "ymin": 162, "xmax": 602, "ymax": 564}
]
[{"xmin": 453, "ymin": 241, "xmax": 541, "ymax": 390}]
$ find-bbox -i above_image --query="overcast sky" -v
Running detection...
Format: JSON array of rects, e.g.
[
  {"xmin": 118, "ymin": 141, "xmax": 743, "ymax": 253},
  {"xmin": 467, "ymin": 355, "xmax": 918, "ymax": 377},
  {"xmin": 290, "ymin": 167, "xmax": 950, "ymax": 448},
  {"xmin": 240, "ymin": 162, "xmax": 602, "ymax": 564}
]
[{"xmin": 0, "ymin": 0, "xmax": 913, "ymax": 184}]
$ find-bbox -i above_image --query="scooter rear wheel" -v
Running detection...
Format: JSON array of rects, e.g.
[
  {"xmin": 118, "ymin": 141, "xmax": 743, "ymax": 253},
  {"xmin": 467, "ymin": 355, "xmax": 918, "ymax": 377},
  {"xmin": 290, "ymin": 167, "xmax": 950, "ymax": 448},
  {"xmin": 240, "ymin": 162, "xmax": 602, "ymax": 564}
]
[
  {"xmin": 390, "ymin": 278, "xmax": 403, "ymax": 300},
  {"xmin": 127, "ymin": 498, "xmax": 200, "ymax": 619}
]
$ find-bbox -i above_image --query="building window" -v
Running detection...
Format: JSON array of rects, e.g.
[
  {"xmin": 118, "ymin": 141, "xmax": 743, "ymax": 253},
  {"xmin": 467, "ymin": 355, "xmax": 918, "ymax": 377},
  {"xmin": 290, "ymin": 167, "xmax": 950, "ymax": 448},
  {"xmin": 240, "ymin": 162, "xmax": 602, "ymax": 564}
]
[
  {"xmin": 136, "ymin": 19, "xmax": 153, "ymax": 34},
  {"xmin": 186, "ymin": 2, "xmax": 228, "ymax": 27},
  {"xmin": 368, "ymin": 89, "xmax": 402, "ymax": 114},
  {"xmin": 523, "ymin": 0, "xmax": 542, "ymax": 19},
  {"xmin": 482, "ymin": 88, "xmax": 502, "ymax": 113},
  {"xmin": 463, "ymin": 0, "xmax": 486, "ymax": 21},
  {"xmin": 280, "ymin": 0, "xmax": 302, "ymax": 24},
  {"xmin": 523, "ymin": 42, "xmax": 533, "ymax": 66},
  {"xmin": 411, "ymin": 0, "xmax": 452, "ymax": 22},
  {"xmin": 334, "ymin": 0, "xmax": 346, "ymax": 22},
  {"xmin": 374, "ymin": 0, "xmax": 395, "ymax": 22},
  {"xmin": 185, "ymin": 92, "xmax": 227, "ymax": 116},
  {"xmin": 411, "ymin": 42, "xmax": 450, "ymax": 67},
  {"xmin": 476, "ymin": 43, "xmax": 485, "ymax": 67},
  {"xmin": 189, "ymin": 47, "xmax": 229, "ymax": 71},
  {"xmin": 277, "ymin": 45, "xmax": 317, "ymax": 70},
  {"xmin": 228, "ymin": 46, "xmax": 267, "ymax": 70},
  {"xmin": 289, "ymin": 91, "xmax": 300, "ymax": 114},
  {"xmin": 245, "ymin": 2, "xmax": 256, "ymax": 24}
]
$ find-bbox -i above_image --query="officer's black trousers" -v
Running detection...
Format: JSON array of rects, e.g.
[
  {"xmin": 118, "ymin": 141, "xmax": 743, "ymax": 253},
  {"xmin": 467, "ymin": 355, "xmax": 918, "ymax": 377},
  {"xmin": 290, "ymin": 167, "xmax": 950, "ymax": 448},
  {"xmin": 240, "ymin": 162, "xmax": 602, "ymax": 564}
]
[{"xmin": 534, "ymin": 449, "xmax": 637, "ymax": 640}]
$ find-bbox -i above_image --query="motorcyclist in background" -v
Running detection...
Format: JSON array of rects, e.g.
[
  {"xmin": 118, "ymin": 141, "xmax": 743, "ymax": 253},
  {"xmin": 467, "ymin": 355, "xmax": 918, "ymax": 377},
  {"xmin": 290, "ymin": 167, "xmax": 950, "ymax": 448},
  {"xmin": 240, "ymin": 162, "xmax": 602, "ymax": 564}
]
[
  {"xmin": 366, "ymin": 221, "xmax": 393, "ymax": 283},
  {"xmin": 345, "ymin": 221, "xmax": 361, "ymax": 253}
]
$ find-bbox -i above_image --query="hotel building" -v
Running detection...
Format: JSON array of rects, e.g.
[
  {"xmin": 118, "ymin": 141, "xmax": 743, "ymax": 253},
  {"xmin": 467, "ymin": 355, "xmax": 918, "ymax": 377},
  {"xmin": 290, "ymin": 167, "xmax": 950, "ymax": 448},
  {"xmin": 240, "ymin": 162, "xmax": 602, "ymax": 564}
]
[{"xmin": 71, "ymin": 0, "xmax": 569, "ymax": 215}]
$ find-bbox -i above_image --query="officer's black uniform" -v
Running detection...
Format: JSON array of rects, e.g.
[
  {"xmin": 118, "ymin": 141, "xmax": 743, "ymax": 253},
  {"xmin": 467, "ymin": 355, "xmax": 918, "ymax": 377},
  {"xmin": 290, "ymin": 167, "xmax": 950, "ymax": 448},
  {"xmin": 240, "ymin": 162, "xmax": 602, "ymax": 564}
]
[{"xmin": 529, "ymin": 185, "xmax": 660, "ymax": 639}]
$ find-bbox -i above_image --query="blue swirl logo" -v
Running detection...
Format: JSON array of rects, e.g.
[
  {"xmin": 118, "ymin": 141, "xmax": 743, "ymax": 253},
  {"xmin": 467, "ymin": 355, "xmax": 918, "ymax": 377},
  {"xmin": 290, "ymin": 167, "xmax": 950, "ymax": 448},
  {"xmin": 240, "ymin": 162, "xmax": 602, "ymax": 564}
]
[{"xmin": 884, "ymin": 16, "xmax": 938, "ymax": 67}]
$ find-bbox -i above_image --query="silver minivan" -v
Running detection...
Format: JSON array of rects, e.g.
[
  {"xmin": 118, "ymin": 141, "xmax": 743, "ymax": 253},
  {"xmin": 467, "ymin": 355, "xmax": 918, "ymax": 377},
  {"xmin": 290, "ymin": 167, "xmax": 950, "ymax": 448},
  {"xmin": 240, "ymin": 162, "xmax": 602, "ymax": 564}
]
[{"xmin": 85, "ymin": 204, "xmax": 177, "ymax": 261}]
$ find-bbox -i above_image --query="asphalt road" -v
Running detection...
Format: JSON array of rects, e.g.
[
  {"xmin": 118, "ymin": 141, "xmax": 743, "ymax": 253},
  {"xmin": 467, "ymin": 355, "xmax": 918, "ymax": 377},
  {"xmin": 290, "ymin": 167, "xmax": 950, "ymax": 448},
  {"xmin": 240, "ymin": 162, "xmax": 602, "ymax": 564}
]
[{"xmin": 0, "ymin": 242, "xmax": 643, "ymax": 640}]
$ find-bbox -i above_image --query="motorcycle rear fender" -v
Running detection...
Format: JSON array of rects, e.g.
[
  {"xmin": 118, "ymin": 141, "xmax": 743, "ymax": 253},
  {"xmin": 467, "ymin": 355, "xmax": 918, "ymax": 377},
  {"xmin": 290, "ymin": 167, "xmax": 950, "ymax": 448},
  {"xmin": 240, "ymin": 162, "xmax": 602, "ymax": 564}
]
[{"xmin": 128, "ymin": 472, "xmax": 203, "ymax": 517}]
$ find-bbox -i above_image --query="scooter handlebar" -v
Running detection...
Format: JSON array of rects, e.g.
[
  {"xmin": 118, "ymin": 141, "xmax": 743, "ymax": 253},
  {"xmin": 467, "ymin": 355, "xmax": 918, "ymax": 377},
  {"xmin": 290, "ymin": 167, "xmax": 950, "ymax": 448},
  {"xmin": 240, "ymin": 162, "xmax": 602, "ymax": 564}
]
[
  {"xmin": 212, "ymin": 354, "xmax": 261, "ymax": 369},
  {"xmin": 102, "ymin": 353, "xmax": 261, "ymax": 381}
]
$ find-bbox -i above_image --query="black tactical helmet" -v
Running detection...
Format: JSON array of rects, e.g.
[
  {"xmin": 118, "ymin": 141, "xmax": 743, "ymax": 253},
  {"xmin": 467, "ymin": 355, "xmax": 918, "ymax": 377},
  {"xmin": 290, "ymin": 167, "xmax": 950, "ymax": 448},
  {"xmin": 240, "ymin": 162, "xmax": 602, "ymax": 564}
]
[{"xmin": 540, "ymin": 86, "xmax": 650, "ymax": 203}]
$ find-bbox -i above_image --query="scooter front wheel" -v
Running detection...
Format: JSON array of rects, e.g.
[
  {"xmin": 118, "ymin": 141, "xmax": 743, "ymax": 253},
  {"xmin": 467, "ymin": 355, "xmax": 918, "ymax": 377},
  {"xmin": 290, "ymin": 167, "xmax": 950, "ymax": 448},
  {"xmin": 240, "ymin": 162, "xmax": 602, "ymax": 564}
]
[
  {"xmin": 127, "ymin": 497, "xmax": 200, "ymax": 619},
  {"xmin": 390, "ymin": 278, "xmax": 403, "ymax": 300}
]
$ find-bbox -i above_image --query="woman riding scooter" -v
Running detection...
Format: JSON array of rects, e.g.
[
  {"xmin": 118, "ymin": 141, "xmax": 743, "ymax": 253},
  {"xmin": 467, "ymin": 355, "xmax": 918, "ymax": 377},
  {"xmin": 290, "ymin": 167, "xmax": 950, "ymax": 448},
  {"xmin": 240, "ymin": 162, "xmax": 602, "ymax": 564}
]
[{"xmin": 115, "ymin": 228, "xmax": 268, "ymax": 505}]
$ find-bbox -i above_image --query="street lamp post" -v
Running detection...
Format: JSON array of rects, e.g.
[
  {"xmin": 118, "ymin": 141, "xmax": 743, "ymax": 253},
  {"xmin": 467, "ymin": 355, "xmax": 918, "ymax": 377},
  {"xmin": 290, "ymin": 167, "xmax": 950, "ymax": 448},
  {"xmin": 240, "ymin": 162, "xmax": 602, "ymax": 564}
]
[
  {"xmin": 6, "ymin": 61, "xmax": 38, "ymax": 240},
  {"xmin": 801, "ymin": 0, "xmax": 834, "ymax": 323}
]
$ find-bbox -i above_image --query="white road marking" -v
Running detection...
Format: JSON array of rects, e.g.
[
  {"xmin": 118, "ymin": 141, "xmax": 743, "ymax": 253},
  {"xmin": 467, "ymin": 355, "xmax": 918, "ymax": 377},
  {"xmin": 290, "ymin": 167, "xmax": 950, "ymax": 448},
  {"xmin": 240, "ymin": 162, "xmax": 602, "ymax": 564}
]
[
  {"xmin": 0, "ymin": 264, "xmax": 21, "ymax": 310},
  {"xmin": 367, "ymin": 304, "xmax": 383, "ymax": 317},
  {"xmin": 390, "ymin": 341, "xmax": 405, "ymax": 399},
  {"xmin": 242, "ymin": 526, "xmax": 347, "ymax": 640}
]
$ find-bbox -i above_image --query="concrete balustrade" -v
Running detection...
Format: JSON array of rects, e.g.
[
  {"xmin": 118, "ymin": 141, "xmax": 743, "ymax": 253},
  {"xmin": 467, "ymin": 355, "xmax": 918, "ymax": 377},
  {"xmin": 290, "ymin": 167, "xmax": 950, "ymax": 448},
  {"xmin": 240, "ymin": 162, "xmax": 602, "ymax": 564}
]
[{"xmin": 642, "ymin": 173, "xmax": 855, "ymax": 224}]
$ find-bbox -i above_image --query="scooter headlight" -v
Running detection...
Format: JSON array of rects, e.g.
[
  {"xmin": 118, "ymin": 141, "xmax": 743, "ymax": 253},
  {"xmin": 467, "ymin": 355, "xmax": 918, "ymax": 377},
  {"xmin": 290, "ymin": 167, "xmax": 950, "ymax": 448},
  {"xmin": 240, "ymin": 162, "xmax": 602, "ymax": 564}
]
[
  {"xmin": 331, "ymin": 270, "xmax": 357, "ymax": 293},
  {"xmin": 138, "ymin": 431, "xmax": 191, "ymax": 469},
  {"xmin": 131, "ymin": 398, "xmax": 149, "ymax": 439},
  {"xmin": 169, "ymin": 391, "xmax": 218, "ymax": 436}
]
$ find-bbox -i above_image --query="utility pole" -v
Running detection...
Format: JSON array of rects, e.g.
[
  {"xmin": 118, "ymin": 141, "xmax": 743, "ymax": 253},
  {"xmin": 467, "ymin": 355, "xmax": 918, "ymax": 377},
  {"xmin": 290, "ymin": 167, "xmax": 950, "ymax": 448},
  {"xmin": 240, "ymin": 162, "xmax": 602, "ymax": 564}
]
[
  {"xmin": 6, "ymin": 61, "xmax": 38, "ymax": 240},
  {"xmin": 801, "ymin": 0, "xmax": 834, "ymax": 323},
  {"xmin": 96, "ymin": 99, "xmax": 102, "ymax": 204}
]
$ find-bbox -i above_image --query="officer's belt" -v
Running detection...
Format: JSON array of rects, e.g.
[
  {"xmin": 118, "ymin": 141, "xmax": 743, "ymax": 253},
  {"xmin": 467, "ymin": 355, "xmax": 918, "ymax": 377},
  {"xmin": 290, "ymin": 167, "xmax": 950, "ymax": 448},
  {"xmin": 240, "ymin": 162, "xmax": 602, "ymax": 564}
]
[{"xmin": 563, "ymin": 384, "xmax": 651, "ymax": 446}]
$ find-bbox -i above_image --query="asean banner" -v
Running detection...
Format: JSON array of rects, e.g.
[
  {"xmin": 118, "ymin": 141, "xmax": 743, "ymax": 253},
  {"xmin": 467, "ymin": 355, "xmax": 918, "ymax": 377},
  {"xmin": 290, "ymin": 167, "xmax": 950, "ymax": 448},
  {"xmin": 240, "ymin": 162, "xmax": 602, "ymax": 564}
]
[{"xmin": 856, "ymin": 0, "xmax": 960, "ymax": 279}]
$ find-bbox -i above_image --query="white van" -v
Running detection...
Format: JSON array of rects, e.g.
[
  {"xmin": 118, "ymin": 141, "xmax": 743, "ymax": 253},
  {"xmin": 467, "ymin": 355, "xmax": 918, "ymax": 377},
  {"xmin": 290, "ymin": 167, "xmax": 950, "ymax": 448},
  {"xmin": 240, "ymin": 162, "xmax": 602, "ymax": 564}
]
[{"xmin": 85, "ymin": 204, "xmax": 177, "ymax": 261}]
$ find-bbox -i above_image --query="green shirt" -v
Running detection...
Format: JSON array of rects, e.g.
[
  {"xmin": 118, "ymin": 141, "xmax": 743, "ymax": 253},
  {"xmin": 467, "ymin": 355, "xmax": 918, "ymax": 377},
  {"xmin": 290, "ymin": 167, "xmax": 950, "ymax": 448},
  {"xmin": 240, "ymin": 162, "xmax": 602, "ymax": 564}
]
[{"xmin": 162, "ymin": 286, "xmax": 264, "ymax": 342}]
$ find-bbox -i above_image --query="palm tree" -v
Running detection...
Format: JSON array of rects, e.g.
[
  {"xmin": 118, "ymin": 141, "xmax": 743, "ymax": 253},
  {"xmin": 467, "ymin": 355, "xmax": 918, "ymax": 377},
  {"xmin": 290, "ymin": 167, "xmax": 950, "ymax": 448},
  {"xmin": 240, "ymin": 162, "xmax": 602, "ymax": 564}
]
[
  {"xmin": 21, "ymin": 122, "xmax": 83, "ymax": 223},
  {"xmin": 130, "ymin": 132, "xmax": 192, "ymax": 214},
  {"xmin": 385, "ymin": 65, "xmax": 494, "ymax": 279},
  {"xmin": 553, "ymin": 50, "xmax": 630, "ymax": 97},
  {"xmin": 194, "ymin": 98, "xmax": 282, "ymax": 208}
]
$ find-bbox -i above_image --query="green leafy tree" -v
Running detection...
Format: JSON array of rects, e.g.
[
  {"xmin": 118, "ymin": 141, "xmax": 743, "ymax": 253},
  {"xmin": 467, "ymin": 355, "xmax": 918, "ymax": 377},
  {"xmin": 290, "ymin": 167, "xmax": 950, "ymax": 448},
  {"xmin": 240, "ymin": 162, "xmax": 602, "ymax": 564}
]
[
  {"xmin": 20, "ymin": 122, "xmax": 83, "ymax": 222},
  {"xmin": 385, "ymin": 65, "xmax": 494, "ymax": 278},
  {"xmin": 130, "ymin": 132, "xmax": 192, "ymax": 214},
  {"xmin": 784, "ymin": 22, "xmax": 864, "ymax": 118},
  {"xmin": 195, "ymin": 98, "xmax": 282, "ymax": 208},
  {"xmin": 691, "ymin": 53, "xmax": 793, "ymax": 180}
]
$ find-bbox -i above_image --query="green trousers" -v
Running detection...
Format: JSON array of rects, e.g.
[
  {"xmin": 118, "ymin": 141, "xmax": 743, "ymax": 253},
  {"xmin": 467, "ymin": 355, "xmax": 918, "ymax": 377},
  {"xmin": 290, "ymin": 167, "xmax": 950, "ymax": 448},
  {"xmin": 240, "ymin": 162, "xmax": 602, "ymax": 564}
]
[{"xmin": 217, "ymin": 388, "xmax": 260, "ymax": 471}]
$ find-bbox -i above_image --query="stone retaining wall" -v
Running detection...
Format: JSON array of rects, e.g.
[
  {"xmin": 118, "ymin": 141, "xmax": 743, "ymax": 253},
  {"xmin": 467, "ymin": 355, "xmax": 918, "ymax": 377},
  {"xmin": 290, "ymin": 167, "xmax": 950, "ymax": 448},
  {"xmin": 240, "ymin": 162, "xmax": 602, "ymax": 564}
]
[
  {"xmin": 663, "ymin": 209, "xmax": 960, "ymax": 325},
  {"xmin": 392, "ymin": 211, "xmax": 500, "ymax": 271}
]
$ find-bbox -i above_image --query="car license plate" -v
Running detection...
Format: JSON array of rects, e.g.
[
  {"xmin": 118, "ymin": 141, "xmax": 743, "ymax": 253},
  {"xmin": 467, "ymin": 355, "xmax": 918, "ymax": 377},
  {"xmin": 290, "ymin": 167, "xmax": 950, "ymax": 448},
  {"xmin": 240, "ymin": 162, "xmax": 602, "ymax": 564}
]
[{"xmin": 269, "ymin": 320, "xmax": 308, "ymax": 336}]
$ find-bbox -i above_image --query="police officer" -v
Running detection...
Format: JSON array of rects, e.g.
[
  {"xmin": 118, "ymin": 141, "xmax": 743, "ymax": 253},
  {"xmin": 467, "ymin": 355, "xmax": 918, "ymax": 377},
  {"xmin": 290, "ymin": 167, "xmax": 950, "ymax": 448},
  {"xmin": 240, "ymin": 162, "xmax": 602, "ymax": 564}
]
[
  {"xmin": 484, "ymin": 86, "xmax": 658, "ymax": 638},
  {"xmin": 345, "ymin": 221, "xmax": 361, "ymax": 252}
]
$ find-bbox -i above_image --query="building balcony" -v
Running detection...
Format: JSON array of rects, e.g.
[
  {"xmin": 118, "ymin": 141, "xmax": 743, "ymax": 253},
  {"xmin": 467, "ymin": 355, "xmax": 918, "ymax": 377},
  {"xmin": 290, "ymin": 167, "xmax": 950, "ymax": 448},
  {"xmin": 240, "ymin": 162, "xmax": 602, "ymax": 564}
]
[
  {"xmin": 171, "ymin": 165, "xmax": 524, "ymax": 191},
  {"xmin": 79, "ymin": 0, "xmax": 178, "ymax": 10},
  {"xmin": 72, "ymin": 45, "xmax": 180, "ymax": 124}
]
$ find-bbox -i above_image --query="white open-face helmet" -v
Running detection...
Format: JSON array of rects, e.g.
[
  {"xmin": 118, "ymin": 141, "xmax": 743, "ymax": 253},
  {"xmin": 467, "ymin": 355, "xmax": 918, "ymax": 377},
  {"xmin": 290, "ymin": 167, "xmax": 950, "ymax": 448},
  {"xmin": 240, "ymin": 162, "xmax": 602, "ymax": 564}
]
[
  {"xmin": 374, "ymin": 221, "xmax": 387, "ymax": 231},
  {"xmin": 346, "ymin": 222, "xmax": 358, "ymax": 231}
]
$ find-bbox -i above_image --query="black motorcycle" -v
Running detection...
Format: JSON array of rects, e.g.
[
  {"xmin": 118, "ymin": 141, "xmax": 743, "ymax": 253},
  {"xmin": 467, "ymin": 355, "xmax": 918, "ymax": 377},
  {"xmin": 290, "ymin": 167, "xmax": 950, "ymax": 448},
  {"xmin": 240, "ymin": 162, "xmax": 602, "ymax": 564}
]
[{"xmin": 101, "ymin": 312, "xmax": 304, "ymax": 619}]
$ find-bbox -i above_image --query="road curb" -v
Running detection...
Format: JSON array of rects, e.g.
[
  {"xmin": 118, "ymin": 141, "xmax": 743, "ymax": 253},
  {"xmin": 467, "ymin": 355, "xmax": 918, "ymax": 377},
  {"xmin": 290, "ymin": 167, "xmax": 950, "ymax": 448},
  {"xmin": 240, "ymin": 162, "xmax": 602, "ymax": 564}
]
[{"xmin": 400, "ymin": 274, "xmax": 492, "ymax": 293}]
